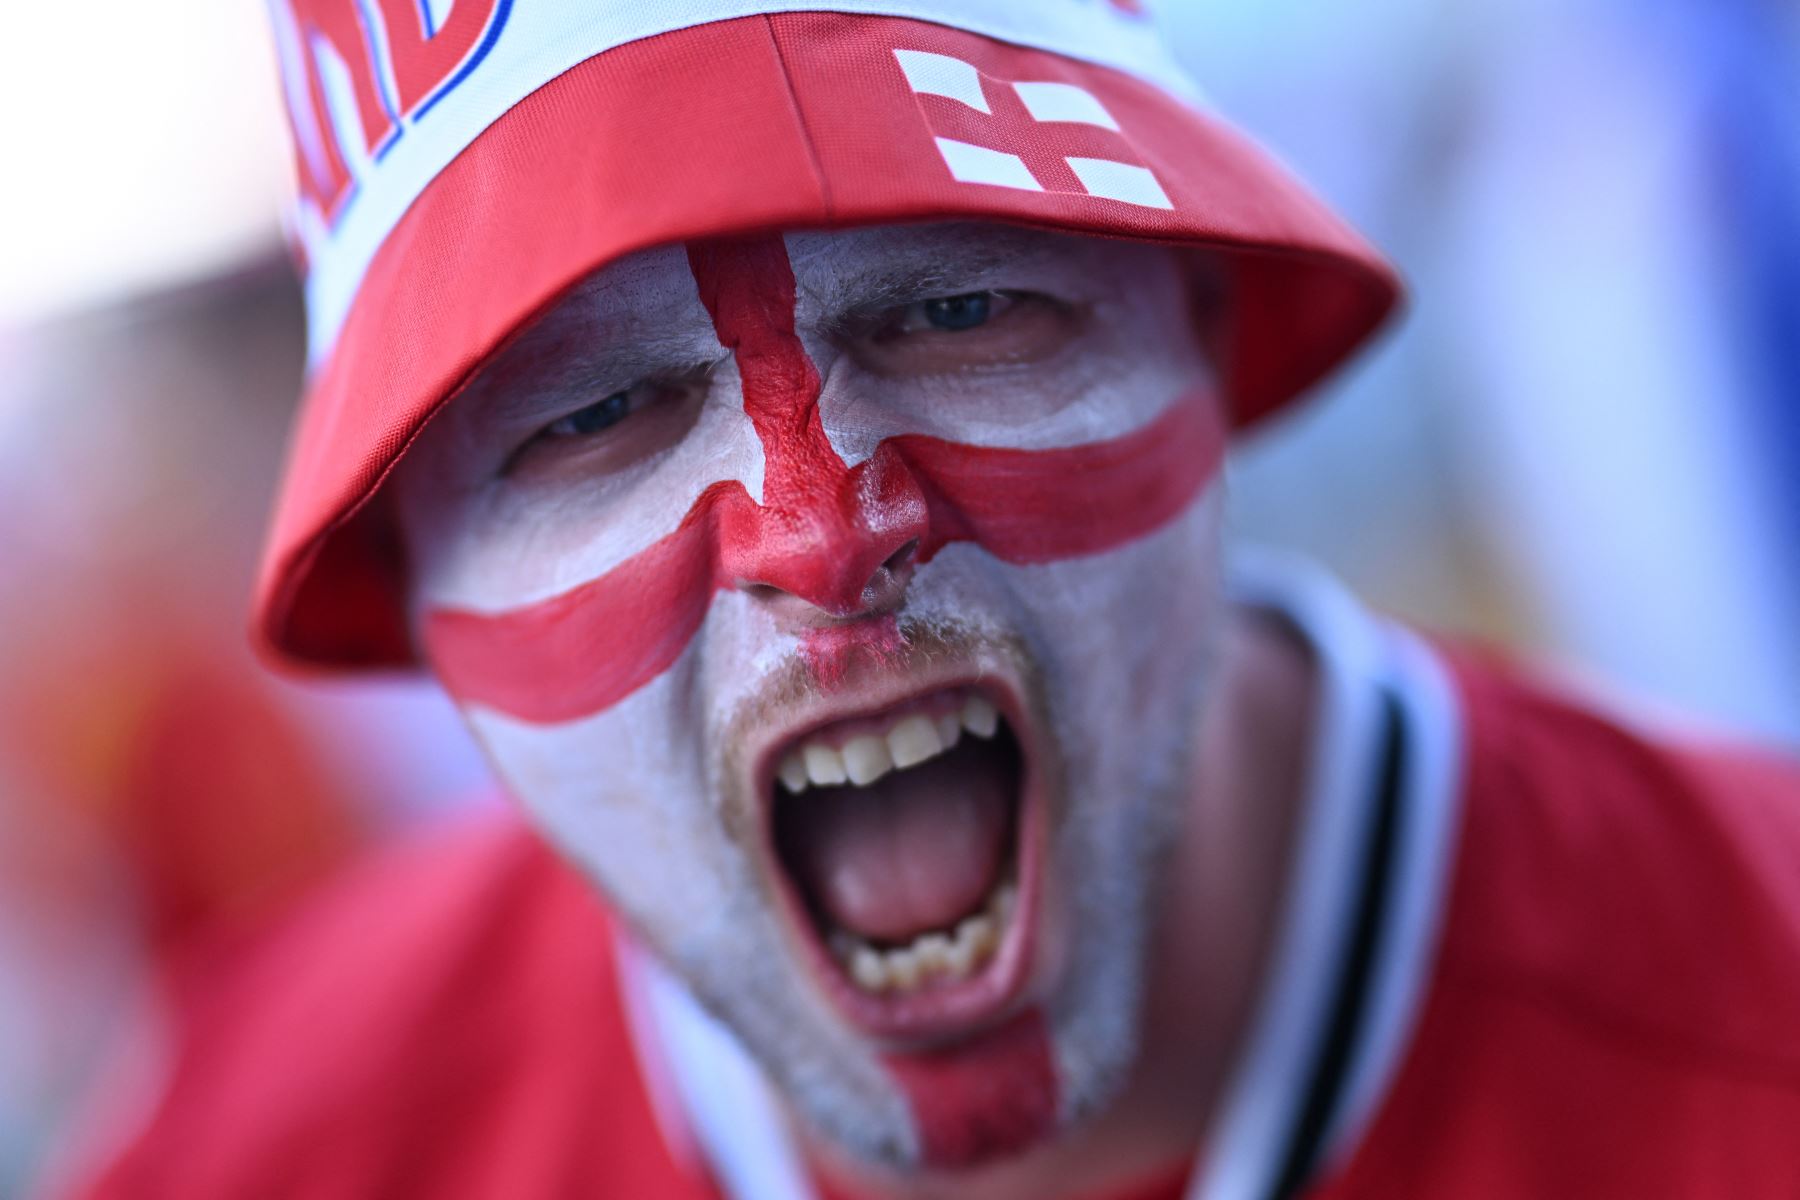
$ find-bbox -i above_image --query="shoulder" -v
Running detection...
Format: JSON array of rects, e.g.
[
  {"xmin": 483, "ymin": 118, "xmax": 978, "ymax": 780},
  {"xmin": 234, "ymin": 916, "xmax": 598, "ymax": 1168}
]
[
  {"xmin": 75, "ymin": 811, "xmax": 702, "ymax": 1200},
  {"xmin": 1441, "ymin": 644, "xmax": 1800, "ymax": 1049},
  {"xmin": 1324, "ymin": 645, "xmax": 1800, "ymax": 1198}
]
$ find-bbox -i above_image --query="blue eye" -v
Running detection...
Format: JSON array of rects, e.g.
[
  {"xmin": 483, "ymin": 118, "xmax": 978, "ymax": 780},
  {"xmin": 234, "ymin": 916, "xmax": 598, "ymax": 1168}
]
[
  {"xmin": 547, "ymin": 390, "xmax": 631, "ymax": 438},
  {"xmin": 922, "ymin": 292, "xmax": 993, "ymax": 331}
]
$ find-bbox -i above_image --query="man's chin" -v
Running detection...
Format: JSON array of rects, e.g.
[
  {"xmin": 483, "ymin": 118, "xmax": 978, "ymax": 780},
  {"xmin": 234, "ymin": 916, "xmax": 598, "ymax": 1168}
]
[
  {"xmin": 654, "ymin": 821, "xmax": 1162, "ymax": 1180},
  {"xmin": 755, "ymin": 816, "xmax": 1171, "ymax": 1175},
  {"xmin": 787, "ymin": 832, "xmax": 1165, "ymax": 1174},
  {"xmin": 795, "ymin": 983, "xmax": 1148, "ymax": 1177}
]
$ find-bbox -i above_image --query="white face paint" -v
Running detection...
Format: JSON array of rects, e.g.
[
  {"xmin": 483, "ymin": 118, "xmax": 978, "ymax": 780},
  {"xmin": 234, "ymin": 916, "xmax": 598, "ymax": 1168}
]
[{"xmin": 391, "ymin": 223, "xmax": 1229, "ymax": 1169}]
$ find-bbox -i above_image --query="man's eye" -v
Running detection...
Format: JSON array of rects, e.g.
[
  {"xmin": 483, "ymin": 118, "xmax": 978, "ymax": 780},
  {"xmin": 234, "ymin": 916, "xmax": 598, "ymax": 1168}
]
[
  {"xmin": 888, "ymin": 291, "xmax": 1016, "ymax": 337},
  {"xmin": 503, "ymin": 372, "xmax": 709, "ymax": 481},
  {"xmin": 921, "ymin": 292, "xmax": 995, "ymax": 331},
  {"xmin": 854, "ymin": 289, "xmax": 1070, "ymax": 377},
  {"xmin": 544, "ymin": 389, "xmax": 633, "ymax": 439}
]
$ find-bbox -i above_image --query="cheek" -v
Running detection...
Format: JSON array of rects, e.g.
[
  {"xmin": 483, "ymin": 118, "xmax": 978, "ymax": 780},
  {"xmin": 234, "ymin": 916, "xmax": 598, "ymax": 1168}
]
[
  {"xmin": 909, "ymin": 482, "xmax": 1224, "ymax": 724},
  {"xmin": 1029, "ymin": 487, "xmax": 1226, "ymax": 889},
  {"xmin": 1036, "ymin": 488, "xmax": 1225, "ymax": 727},
  {"xmin": 464, "ymin": 668, "xmax": 742, "ymax": 947}
]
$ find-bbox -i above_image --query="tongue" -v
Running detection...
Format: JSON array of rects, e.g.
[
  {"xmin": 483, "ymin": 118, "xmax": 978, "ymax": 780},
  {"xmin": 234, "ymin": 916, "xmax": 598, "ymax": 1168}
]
[{"xmin": 781, "ymin": 742, "xmax": 1014, "ymax": 943}]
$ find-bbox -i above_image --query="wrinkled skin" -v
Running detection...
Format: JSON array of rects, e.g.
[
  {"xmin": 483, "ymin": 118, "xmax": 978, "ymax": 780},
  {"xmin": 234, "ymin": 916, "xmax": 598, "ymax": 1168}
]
[{"xmin": 391, "ymin": 223, "xmax": 1240, "ymax": 1179}]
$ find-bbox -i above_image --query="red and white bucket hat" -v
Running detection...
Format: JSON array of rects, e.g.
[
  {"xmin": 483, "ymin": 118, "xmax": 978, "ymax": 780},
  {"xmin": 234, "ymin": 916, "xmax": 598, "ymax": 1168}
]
[{"xmin": 258, "ymin": 0, "xmax": 1399, "ymax": 668}]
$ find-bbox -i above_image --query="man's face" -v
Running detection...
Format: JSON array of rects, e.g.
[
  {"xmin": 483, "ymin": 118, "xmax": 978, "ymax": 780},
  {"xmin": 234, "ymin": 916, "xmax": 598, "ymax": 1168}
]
[{"xmin": 393, "ymin": 223, "xmax": 1228, "ymax": 1169}]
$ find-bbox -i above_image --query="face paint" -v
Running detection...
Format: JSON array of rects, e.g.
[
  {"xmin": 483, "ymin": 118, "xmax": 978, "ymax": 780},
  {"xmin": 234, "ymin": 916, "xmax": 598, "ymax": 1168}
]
[
  {"xmin": 882, "ymin": 1009, "xmax": 1061, "ymax": 1168},
  {"xmin": 801, "ymin": 614, "xmax": 907, "ymax": 691},
  {"xmin": 397, "ymin": 224, "xmax": 1229, "ymax": 1171},
  {"xmin": 423, "ymin": 234, "xmax": 1222, "ymax": 724}
]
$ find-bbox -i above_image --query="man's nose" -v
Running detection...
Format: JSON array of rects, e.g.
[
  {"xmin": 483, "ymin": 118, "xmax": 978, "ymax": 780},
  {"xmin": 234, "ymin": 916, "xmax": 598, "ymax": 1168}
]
[{"xmin": 721, "ymin": 456, "xmax": 929, "ymax": 623}]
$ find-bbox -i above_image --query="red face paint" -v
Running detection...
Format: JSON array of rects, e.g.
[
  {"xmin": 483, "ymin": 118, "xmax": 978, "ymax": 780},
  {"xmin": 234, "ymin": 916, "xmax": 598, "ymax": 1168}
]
[
  {"xmin": 881, "ymin": 1008, "xmax": 1060, "ymax": 1168},
  {"xmin": 423, "ymin": 234, "xmax": 1224, "ymax": 723},
  {"xmin": 800, "ymin": 614, "xmax": 907, "ymax": 691}
]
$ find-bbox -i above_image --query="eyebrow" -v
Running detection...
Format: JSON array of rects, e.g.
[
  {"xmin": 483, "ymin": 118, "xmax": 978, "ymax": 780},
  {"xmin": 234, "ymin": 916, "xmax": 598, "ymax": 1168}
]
[
  {"xmin": 474, "ymin": 327, "xmax": 726, "ymax": 423},
  {"xmin": 801, "ymin": 234, "xmax": 1055, "ymax": 330}
]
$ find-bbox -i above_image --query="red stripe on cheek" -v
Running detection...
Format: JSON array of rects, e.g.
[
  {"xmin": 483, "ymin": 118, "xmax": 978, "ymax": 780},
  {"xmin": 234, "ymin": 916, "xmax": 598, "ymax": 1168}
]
[
  {"xmin": 892, "ymin": 393, "xmax": 1224, "ymax": 565},
  {"xmin": 424, "ymin": 396, "xmax": 1222, "ymax": 722},
  {"xmin": 883, "ymin": 1009, "xmax": 1060, "ymax": 1168},
  {"xmin": 423, "ymin": 482, "xmax": 750, "ymax": 723}
]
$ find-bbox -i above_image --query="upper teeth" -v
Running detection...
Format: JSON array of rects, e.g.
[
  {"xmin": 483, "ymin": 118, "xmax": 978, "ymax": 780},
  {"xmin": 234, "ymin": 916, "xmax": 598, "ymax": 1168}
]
[{"xmin": 778, "ymin": 695, "xmax": 1000, "ymax": 794}]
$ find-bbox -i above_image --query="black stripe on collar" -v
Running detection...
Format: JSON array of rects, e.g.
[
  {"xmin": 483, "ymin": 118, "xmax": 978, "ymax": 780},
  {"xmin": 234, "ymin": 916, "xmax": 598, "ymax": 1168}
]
[{"xmin": 1266, "ymin": 689, "xmax": 1409, "ymax": 1200}]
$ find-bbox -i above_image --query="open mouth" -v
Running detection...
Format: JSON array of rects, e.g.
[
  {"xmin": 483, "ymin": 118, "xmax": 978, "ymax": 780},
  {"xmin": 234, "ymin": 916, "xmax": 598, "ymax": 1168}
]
[{"xmin": 765, "ymin": 685, "xmax": 1039, "ymax": 1042}]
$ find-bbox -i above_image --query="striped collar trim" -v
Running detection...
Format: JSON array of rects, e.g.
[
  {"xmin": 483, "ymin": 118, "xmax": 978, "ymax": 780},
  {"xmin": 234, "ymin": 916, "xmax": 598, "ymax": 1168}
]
[{"xmin": 1194, "ymin": 550, "xmax": 1464, "ymax": 1200}]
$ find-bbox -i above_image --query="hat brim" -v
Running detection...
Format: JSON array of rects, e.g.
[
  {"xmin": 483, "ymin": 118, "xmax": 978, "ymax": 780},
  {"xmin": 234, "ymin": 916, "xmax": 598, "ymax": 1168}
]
[{"xmin": 257, "ymin": 11, "xmax": 1400, "ymax": 668}]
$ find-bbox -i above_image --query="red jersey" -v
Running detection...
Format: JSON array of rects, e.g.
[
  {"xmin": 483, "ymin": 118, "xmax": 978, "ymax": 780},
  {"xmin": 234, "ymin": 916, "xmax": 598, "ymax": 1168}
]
[{"xmin": 70, "ymin": 566, "xmax": 1800, "ymax": 1200}]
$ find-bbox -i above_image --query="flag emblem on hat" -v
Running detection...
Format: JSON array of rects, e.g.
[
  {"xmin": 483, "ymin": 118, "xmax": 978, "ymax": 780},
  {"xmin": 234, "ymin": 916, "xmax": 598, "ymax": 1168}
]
[{"xmin": 893, "ymin": 48, "xmax": 1173, "ymax": 209}]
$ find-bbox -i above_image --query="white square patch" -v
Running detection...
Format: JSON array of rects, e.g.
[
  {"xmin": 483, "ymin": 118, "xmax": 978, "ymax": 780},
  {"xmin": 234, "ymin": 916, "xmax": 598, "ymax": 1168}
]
[
  {"xmin": 893, "ymin": 48, "xmax": 991, "ymax": 113},
  {"xmin": 1011, "ymin": 81, "xmax": 1121, "ymax": 131},
  {"xmin": 933, "ymin": 137, "xmax": 1045, "ymax": 191},
  {"xmin": 1065, "ymin": 156, "xmax": 1173, "ymax": 209}
]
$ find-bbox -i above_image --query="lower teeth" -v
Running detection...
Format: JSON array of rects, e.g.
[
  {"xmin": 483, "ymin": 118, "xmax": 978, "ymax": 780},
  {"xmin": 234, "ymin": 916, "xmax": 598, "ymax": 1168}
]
[{"xmin": 830, "ymin": 875, "xmax": 1017, "ymax": 995}]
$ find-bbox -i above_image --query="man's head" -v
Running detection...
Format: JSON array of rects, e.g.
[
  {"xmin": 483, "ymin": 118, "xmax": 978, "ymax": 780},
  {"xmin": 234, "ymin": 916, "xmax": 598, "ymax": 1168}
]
[
  {"xmin": 255, "ymin": 0, "xmax": 1396, "ymax": 1177},
  {"xmin": 390, "ymin": 222, "xmax": 1226, "ymax": 1166}
]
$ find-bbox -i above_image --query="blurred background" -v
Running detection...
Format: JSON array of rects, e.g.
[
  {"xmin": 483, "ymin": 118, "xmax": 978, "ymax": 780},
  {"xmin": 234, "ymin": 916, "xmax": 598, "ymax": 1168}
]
[{"xmin": 1, "ymin": 0, "xmax": 1795, "ymax": 1194}]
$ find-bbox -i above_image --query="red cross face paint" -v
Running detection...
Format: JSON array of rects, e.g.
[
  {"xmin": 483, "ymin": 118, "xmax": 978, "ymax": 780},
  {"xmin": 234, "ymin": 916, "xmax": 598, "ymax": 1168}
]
[{"xmin": 394, "ymin": 224, "xmax": 1229, "ymax": 1171}]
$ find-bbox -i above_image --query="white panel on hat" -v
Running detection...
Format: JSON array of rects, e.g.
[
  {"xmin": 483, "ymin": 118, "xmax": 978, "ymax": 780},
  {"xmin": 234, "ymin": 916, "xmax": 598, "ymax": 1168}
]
[
  {"xmin": 1066, "ymin": 156, "xmax": 1173, "ymax": 209},
  {"xmin": 933, "ymin": 137, "xmax": 1046, "ymax": 191},
  {"xmin": 1011, "ymin": 80, "xmax": 1121, "ymax": 130},
  {"xmin": 893, "ymin": 48, "xmax": 992, "ymax": 112},
  {"xmin": 284, "ymin": 0, "xmax": 1207, "ymax": 369}
]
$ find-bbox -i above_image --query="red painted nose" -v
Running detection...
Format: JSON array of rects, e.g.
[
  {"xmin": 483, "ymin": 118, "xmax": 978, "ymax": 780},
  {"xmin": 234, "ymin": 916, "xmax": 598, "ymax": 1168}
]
[{"xmin": 722, "ymin": 453, "xmax": 930, "ymax": 620}]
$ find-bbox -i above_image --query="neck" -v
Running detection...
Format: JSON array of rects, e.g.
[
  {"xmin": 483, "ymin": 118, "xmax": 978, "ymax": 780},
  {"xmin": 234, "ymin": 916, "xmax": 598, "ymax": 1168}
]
[{"xmin": 804, "ymin": 604, "xmax": 1318, "ymax": 1200}]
